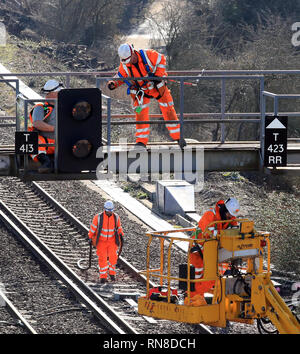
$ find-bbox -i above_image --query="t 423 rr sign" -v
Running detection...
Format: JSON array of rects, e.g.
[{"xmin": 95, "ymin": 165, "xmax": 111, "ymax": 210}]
[{"xmin": 264, "ymin": 116, "xmax": 288, "ymax": 167}]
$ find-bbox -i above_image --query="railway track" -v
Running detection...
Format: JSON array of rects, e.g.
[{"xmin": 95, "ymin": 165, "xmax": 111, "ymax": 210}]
[
  {"xmin": 0, "ymin": 217, "xmax": 108, "ymax": 334},
  {"xmin": 0, "ymin": 178, "xmax": 139, "ymax": 333},
  {"xmin": 0, "ymin": 288, "xmax": 36, "ymax": 334},
  {"xmin": 0, "ymin": 177, "xmax": 213, "ymax": 334}
]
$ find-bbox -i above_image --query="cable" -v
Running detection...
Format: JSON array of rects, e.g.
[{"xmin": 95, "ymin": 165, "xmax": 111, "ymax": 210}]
[
  {"xmin": 257, "ymin": 318, "xmax": 278, "ymax": 334},
  {"xmin": 230, "ymin": 263, "xmax": 251, "ymax": 296}
]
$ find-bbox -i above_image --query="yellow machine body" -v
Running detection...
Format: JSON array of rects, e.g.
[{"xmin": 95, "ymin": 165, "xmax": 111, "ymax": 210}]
[{"xmin": 138, "ymin": 220, "xmax": 300, "ymax": 334}]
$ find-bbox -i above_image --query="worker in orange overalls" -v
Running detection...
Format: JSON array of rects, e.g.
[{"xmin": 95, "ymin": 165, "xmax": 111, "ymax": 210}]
[
  {"xmin": 88, "ymin": 200, "xmax": 124, "ymax": 284},
  {"xmin": 189, "ymin": 198, "xmax": 240, "ymax": 299},
  {"xmin": 29, "ymin": 79, "xmax": 64, "ymax": 173},
  {"xmin": 107, "ymin": 43, "xmax": 186, "ymax": 149}
]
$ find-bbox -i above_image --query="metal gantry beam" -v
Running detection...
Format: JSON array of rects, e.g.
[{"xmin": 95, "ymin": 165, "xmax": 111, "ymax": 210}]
[{"xmin": 1, "ymin": 68, "xmax": 300, "ymax": 176}]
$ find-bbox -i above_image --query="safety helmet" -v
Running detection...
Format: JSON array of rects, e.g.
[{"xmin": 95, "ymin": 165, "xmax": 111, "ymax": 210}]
[
  {"xmin": 104, "ymin": 200, "xmax": 114, "ymax": 211},
  {"xmin": 118, "ymin": 43, "xmax": 134, "ymax": 64},
  {"xmin": 225, "ymin": 198, "xmax": 240, "ymax": 217},
  {"xmin": 41, "ymin": 79, "xmax": 64, "ymax": 93}
]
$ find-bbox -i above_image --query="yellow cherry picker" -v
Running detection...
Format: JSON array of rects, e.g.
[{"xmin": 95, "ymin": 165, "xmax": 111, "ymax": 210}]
[{"xmin": 138, "ymin": 220, "xmax": 300, "ymax": 334}]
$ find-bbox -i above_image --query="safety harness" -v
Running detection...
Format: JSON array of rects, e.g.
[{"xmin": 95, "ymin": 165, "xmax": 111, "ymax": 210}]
[
  {"xmin": 28, "ymin": 102, "xmax": 54, "ymax": 132},
  {"xmin": 28, "ymin": 102, "xmax": 54, "ymax": 153},
  {"xmin": 118, "ymin": 50, "xmax": 166, "ymax": 111},
  {"xmin": 94, "ymin": 212, "xmax": 123, "ymax": 247},
  {"xmin": 190, "ymin": 202, "xmax": 235, "ymax": 277}
]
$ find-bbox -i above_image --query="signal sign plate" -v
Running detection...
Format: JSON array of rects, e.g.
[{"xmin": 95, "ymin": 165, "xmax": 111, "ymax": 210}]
[
  {"xmin": 264, "ymin": 116, "xmax": 288, "ymax": 167},
  {"xmin": 15, "ymin": 131, "xmax": 38, "ymax": 155}
]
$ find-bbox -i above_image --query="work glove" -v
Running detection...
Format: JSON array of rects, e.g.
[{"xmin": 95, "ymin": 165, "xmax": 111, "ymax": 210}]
[
  {"xmin": 107, "ymin": 81, "xmax": 116, "ymax": 90},
  {"xmin": 88, "ymin": 238, "xmax": 93, "ymax": 245},
  {"xmin": 191, "ymin": 227, "xmax": 201, "ymax": 239}
]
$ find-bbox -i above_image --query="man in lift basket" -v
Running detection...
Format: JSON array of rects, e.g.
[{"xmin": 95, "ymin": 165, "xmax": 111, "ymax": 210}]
[{"xmin": 188, "ymin": 198, "xmax": 240, "ymax": 303}]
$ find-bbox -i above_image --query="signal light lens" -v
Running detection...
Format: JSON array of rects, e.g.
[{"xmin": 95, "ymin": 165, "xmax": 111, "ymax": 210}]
[
  {"xmin": 260, "ymin": 240, "xmax": 267, "ymax": 248},
  {"xmin": 72, "ymin": 139, "xmax": 92, "ymax": 158},
  {"xmin": 57, "ymin": 88, "xmax": 102, "ymax": 173},
  {"xmin": 72, "ymin": 101, "xmax": 92, "ymax": 121}
]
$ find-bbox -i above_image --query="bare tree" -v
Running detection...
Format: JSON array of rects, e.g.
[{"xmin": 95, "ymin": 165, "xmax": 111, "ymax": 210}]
[
  {"xmin": 148, "ymin": 5, "xmax": 300, "ymax": 142},
  {"xmin": 17, "ymin": 0, "xmax": 126, "ymax": 44}
]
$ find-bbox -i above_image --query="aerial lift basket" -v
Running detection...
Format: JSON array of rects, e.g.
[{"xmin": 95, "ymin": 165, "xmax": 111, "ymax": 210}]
[{"xmin": 138, "ymin": 219, "xmax": 300, "ymax": 334}]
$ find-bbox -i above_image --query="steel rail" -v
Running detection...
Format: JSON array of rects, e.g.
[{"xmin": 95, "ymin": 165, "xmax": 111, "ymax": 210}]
[
  {"xmin": 0, "ymin": 203, "xmax": 137, "ymax": 334},
  {"xmin": 31, "ymin": 182, "xmax": 153, "ymax": 286},
  {"xmin": 0, "ymin": 287, "xmax": 37, "ymax": 334}
]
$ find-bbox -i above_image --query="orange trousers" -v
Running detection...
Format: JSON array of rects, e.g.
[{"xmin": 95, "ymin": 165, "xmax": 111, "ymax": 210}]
[
  {"xmin": 31, "ymin": 135, "xmax": 55, "ymax": 161},
  {"xmin": 134, "ymin": 87, "xmax": 180, "ymax": 145},
  {"xmin": 190, "ymin": 252, "xmax": 215, "ymax": 297},
  {"xmin": 96, "ymin": 240, "xmax": 118, "ymax": 279}
]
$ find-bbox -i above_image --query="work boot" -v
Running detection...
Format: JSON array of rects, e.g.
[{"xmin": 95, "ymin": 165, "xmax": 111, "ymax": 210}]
[
  {"xmin": 176, "ymin": 139, "xmax": 187, "ymax": 149},
  {"xmin": 37, "ymin": 153, "xmax": 53, "ymax": 173},
  {"xmin": 134, "ymin": 142, "xmax": 147, "ymax": 150},
  {"xmin": 110, "ymin": 275, "xmax": 116, "ymax": 282},
  {"xmin": 100, "ymin": 278, "xmax": 107, "ymax": 284}
]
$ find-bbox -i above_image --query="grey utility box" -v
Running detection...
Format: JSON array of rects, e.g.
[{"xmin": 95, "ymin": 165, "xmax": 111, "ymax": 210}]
[{"xmin": 156, "ymin": 180, "xmax": 195, "ymax": 216}]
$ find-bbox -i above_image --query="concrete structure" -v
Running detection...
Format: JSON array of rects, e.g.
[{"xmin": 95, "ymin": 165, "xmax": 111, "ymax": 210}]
[{"xmin": 156, "ymin": 180, "xmax": 195, "ymax": 216}]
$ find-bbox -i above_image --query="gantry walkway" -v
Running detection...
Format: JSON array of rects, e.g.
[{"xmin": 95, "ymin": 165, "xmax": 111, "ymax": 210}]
[{"xmin": 1, "ymin": 67, "xmax": 300, "ymax": 179}]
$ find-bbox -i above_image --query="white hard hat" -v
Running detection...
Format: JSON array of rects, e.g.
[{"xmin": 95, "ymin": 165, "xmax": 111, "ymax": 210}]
[
  {"xmin": 104, "ymin": 200, "xmax": 114, "ymax": 211},
  {"xmin": 225, "ymin": 198, "xmax": 240, "ymax": 217},
  {"xmin": 118, "ymin": 43, "xmax": 134, "ymax": 63},
  {"xmin": 42, "ymin": 79, "xmax": 64, "ymax": 93}
]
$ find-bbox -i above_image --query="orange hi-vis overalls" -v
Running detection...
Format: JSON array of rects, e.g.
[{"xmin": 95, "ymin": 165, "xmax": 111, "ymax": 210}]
[
  {"xmin": 190, "ymin": 200, "xmax": 237, "ymax": 296},
  {"xmin": 112, "ymin": 49, "xmax": 180, "ymax": 145},
  {"xmin": 88, "ymin": 212, "xmax": 124, "ymax": 279},
  {"xmin": 29, "ymin": 102, "xmax": 55, "ymax": 161}
]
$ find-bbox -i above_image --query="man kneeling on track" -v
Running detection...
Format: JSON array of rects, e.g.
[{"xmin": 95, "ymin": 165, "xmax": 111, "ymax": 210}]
[
  {"xmin": 88, "ymin": 200, "xmax": 124, "ymax": 284},
  {"xmin": 29, "ymin": 79, "xmax": 64, "ymax": 173}
]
